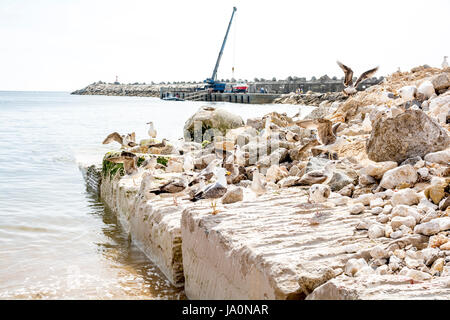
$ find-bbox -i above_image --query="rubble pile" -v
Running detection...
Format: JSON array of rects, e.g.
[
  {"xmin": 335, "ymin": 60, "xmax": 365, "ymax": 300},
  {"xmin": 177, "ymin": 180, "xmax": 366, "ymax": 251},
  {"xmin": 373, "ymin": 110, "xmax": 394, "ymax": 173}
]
[{"xmin": 97, "ymin": 64, "xmax": 450, "ymax": 299}]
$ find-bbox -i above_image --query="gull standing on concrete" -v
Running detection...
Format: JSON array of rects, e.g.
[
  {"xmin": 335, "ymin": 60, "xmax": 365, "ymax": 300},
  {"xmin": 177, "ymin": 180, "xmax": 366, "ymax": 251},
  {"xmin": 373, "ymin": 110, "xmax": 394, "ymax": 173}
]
[
  {"xmin": 191, "ymin": 167, "xmax": 230, "ymax": 215},
  {"xmin": 337, "ymin": 61, "xmax": 379, "ymax": 96},
  {"xmin": 147, "ymin": 121, "xmax": 157, "ymax": 138},
  {"xmin": 148, "ymin": 176, "xmax": 189, "ymax": 205},
  {"xmin": 250, "ymin": 168, "xmax": 266, "ymax": 196}
]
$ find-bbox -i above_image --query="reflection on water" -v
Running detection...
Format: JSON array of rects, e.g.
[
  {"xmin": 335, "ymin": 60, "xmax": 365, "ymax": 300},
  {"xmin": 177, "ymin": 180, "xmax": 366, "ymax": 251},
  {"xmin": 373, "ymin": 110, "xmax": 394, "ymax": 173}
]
[
  {"xmin": 84, "ymin": 190, "xmax": 186, "ymax": 300},
  {"xmin": 0, "ymin": 91, "xmax": 307, "ymax": 299}
]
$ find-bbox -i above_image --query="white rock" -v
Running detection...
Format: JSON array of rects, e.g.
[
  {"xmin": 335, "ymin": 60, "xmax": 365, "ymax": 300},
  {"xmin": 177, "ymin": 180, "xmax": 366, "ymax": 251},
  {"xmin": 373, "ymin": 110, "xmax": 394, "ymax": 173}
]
[
  {"xmin": 398, "ymin": 85, "xmax": 417, "ymax": 100},
  {"xmin": 398, "ymin": 225, "xmax": 413, "ymax": 234},
  {"xmin": 391, "ymin": 205, "xmax": 421, "ymax": 223},
  {"xmin": 369, "ymin": 198, "xmax": 384, "ymax": 208},
  {"xmin": 414, "ymin": 221, "xmax": 441, "ymax": 236},
  {"xmin": 377, "ymin": 214, "xmax": 389, "ymax": 224},
  {"xmin": 417, "ymin": 167, "xmax": 429, "ymax": 179},
  {"xmin": 368, "ymin": 224, "xmax": 385, "ymax": 239},
  {"xmin": 361, "ymin": 161, "xmax": 397, "ymax": 180},
  {"xmin": 428, "ymin": 93, "xmax": 450, "ymax": 124},
  {"xmin": 421, "ymin": 248, "xmax": 439, "ymax": 265},
  {"xmin": 417, "ymin": 80, "xmax": 435, "ymax": 99},
  {"xmin": 265, "ymin": 165, "xmax": 288, "ymax": 183},
  {"xmin": 399, "ymin": 267, "xmax": 432, "ymax": 281},
  {"xmin": 165, "ymin": 158, "xmax": 184, "ymax": 173},
  {"xmin": 376, "ymin": 265, "xmax": 389, "ymax": 275},
  {"xmin": 391, "ymin": 216, "xmax": 417, "ymax": 230},
  {"xmin": 413, "ymin": 160, "xmax": 425, "ymax": 169},
  {"xmin": 390, "ymin": 230, "xmax": 403, "ymax": 239},
  {"xmin": 424, "ymin": 149, "xmax": 450, "ymax": 165},
  {"xmin": 371, "ymin": 207, "xmax": 383, "ymax": 215},
  {"xmin": 350, "ymin": 203, "xmax": 365, "ymax": 215},
  {"xmin": 354, "ymin": 194, "xmax": 377, "ymax": 206},
  {"xmin": 405, "ymin": 256, "xmax": 422, "ymax": 269},
  {"xmin": 418, "ymin": 198, "xmax": 438, "ymax": 211},
  {"xmin": 344, "ymin": 258, "xmax": 369, "ymax": 277},
  {"xmin": 385, "ymin": 225, "xmax": 393, "ymax": 238},
  {"xmin": 382, "ymin": 205, "xmax": 393, "ymax": 214},
  {"xmin": 391, "ymin": 188, "xmax": 420, "ymax": 206},
  {"xmin": 370, "ymin": 245, "xmax": 389, "ymax": 259},
  {"xmin": 379, "ymin": 165, "xmax": 418, "ymax": 190},
  {"xmin": 359, "ymin": 174, "xmax": 376, "ymax": 186}
]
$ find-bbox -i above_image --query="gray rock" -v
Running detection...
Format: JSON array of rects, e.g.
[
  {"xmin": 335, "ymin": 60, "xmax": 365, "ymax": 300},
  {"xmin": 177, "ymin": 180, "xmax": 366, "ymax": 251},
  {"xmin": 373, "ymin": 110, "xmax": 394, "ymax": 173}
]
[
  {"xmin": 400, "ymin": 156, "xmax": 422, "ymax": 167},
  {"xmin": 327, "ymin": 170, "xmax": 354, "ymax": 191},
  {"xmin": 366, "ymin": 110, "xmax": 450, "ymax": 163},
  {"xmin": 184, "ymin": 106, "xmax": 244, "ymax": 142},
  {"xmin": 222, "ymin": 186, "xmax": 244, "ymax": 204},
  {"xmin": 431, "ymin": 73, "xmax": 450, "ymax": 91}
]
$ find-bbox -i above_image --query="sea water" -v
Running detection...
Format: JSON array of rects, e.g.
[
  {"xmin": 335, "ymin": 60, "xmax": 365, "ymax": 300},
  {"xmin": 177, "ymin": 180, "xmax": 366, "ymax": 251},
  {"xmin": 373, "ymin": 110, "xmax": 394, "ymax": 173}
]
[{"xmin": 0, "ymin": 91, "xmax": 310, "ymax": 299}]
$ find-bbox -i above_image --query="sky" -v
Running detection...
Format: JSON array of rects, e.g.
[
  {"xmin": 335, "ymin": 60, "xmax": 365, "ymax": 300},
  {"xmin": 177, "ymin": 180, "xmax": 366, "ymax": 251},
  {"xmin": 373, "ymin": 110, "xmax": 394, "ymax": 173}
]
[{"xmin": 0, "ymin": 0, "xmax": 449, "ymax": 91}]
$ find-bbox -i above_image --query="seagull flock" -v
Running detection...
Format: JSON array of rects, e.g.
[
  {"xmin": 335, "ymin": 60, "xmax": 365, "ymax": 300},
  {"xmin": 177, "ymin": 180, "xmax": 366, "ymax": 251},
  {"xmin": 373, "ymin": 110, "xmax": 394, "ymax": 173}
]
[{"xmin": 100, "ymin": 59, "xmax": 385, "ymax": 214}]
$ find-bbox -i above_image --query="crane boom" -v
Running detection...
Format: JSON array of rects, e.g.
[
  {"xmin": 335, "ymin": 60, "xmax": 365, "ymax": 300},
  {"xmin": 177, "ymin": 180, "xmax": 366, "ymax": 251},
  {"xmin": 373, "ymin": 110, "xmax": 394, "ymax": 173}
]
[{"xmin": 207, "ymin": 6, "xmax": 237, "ymax": 85}]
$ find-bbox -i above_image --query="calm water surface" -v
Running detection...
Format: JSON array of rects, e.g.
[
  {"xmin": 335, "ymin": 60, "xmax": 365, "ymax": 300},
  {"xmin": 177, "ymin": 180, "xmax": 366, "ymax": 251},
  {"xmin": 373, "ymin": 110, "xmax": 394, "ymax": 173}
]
[{"xmin": 0, "ymin": 91, "xmax": 306, "ymax": 299}]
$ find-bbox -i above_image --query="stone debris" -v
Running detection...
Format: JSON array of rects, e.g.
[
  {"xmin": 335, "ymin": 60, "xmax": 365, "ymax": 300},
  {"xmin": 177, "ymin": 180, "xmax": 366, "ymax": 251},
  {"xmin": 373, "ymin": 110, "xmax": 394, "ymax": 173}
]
[{"xmin": 90, "ymin": 65, "xmax": 450, "ymax": 300}]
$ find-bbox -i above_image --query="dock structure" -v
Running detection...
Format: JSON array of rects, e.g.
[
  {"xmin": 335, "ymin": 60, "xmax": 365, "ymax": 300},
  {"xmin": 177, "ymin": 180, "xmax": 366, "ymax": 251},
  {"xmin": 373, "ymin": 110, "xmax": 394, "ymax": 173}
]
[{"xmin": 160, "ymin": 88, "xmax": 282, "ymax": 104}]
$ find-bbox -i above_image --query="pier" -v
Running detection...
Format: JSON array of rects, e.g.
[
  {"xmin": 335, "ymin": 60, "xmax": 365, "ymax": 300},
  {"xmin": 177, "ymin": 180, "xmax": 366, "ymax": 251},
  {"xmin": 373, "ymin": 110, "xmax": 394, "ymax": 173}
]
[{"xmin": 160, "ymin": 89, "xmax": 282, "ymax": 104}]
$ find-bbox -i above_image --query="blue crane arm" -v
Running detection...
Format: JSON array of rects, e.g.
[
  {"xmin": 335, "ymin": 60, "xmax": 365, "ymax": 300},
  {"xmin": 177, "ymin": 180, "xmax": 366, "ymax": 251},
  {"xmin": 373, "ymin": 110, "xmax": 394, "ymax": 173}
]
[{"xmin": 208, "ymin": 6, "xmax": 237, "ymax": 83}]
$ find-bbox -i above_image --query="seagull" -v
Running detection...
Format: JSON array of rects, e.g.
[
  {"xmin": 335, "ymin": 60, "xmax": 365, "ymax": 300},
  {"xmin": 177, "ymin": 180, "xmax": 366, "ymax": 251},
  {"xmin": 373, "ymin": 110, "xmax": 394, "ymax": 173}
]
[
  {"xmin": 105, "ymin": 151, "xmax": 141, "ymax": 185},
  {"xmin": 103, "ymin": 132, "xmax": 138, "ymax": 149},
  {"xmin": 308, "ymin": 184, "xmax": 331, "ymax": 204},
  {"xmin": 442, "ymin": 56, "xmax": 449, "ymax": 69},
  {"xmin": 250, "ymin": 168, "xmax": 266, "ymax": 196},
  {"xmin": 147, "ymin": 121, "xmax": 157, "ymax": 138},
  {"xmin": 337, "ymin": 61, "xmax": 379, "ymax": 96},
  {"xmin": 183, "ymin": 154, "xmax": 195, "ymax": 173},
  {"xmin": 148, "ymin": 176, "xmax": 188, "ymax": 205},
  {"xmin": 105, "ymin": 151, "xmax": 138, "ymax": 175},
  {"xmin": 191, "ymin": 167, "xmax": 230, "ymax": 215},
  {"xmin": 298, "ymin": 161, "xmax": 336, "ymax": 186},
  {"xmin": 296, "ymin": 119, "xmax": 341, "ymax": 145}
]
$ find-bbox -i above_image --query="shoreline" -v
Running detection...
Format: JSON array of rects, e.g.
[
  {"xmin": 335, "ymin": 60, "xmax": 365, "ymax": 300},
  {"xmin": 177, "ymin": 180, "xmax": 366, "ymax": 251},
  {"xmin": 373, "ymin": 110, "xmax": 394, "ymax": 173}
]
[{"xmin": 81, "ymin": 65, "xmax": 450, "ymax": 299}]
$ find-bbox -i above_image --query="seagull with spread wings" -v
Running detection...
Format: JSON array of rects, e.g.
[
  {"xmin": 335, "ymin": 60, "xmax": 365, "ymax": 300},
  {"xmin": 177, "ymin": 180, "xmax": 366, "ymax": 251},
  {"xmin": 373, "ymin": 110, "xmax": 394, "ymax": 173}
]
[
  {"xmin": 337, "ymin": 61, "xmax": 379, "ymax": 96},
  {"xmin": 102, "ymin": 132, "xmax": 137, "ymax": 149}
]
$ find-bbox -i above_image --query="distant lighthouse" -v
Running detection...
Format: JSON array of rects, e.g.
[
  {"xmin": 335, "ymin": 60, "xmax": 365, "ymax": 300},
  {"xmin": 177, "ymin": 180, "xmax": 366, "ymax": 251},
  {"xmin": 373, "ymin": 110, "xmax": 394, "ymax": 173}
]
[{"xmin": 114, "ymin": 75, "xmax": 120, "ymax": 85}]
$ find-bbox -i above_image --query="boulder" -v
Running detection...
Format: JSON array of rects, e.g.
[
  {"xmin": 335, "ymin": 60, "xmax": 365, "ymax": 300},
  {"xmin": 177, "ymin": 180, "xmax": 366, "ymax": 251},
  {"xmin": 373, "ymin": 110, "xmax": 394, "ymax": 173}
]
[
  {"xmin": 430, "ymin": 72, "xmax": 450, "ymax": 91},
  {"xmin": 417, "ymin": 80, "xmax": 435, "ymax": 99},
  {"xmin": 366, "ymin": 110, "xmax": 450, "ymax": 163},
  {"xmin": 379, "ymin": 165, "xmax": 418, "ymax": 189},
  {"xmin": 424, "ymin": 149, "xmax": 450, "ymax": 165},
  {"xmin": 391, "ymin": 216, "xmax": 416, "ymax": 230},
  {"xmin": 361, "ymin": 161, "xmax": 397, "ymax": 180},
  {"xmin": 391, "ymin": 205, "xmax": 421, "ymax": 223},
  {"xmin": 222, "ymin": 186, "xmax": 244, "ymax": 204},
  {"xmin": 414, "ymin": 221, "xmax": 441, "ymax": 236},
  {"xmin": 390, "ymin": 188, "xmax": 421, "ymax": 206},
  {"xmin": 428, "ymin": 92, "xmax": 450, "ymax": 124},
  {"xmin": 327, "ymin": 170, "xmax": 354, "ymax": 191},
  {"xmin": 184, "ymin": 106, "xmax": 244, "ymax": 142},
  {"xmin": 398, "ymin": 85, "xmax": 417, "ymax": 100}
]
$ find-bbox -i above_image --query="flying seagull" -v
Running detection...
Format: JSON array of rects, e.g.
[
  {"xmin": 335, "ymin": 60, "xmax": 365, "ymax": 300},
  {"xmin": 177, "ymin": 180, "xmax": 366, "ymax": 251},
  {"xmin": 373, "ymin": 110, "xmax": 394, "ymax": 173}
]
[
  {"xmin": 337, "ymin": 61, "xmax": 379, "ymax": 95},
  {"xmin": 191, "ymin": 167, "xmax": 230, "ymax": 215},
  {"xmin": 103, "ymin": 132, "xmax": 137, "ymax": 149},
  {"xmin": 296, "ymin": 119, "xmax": 341, "ymax": 145}
]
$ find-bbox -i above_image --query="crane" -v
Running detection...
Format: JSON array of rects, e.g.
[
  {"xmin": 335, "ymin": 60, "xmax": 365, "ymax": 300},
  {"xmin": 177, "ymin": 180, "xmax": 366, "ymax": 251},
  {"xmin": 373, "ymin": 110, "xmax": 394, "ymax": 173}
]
[{"xmin": 203, "ymin": 6, "xmax": 237, "ymax": 93}]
